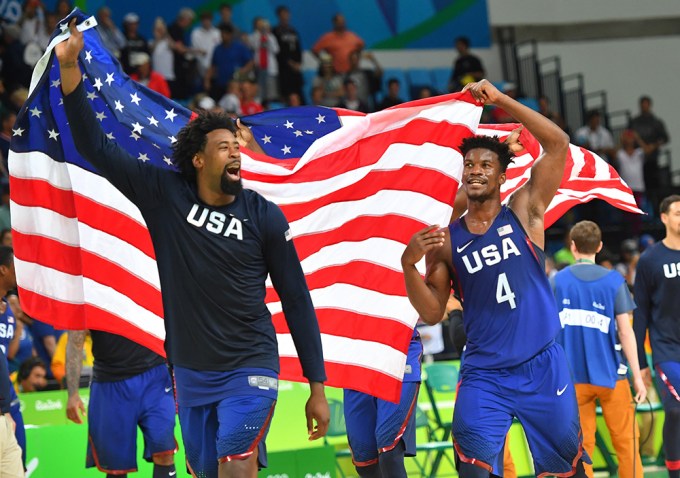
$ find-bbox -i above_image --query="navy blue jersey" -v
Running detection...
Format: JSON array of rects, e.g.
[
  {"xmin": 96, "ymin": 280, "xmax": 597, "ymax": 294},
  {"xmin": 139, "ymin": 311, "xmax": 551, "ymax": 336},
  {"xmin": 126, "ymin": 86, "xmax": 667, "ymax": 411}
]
[
  {"xmin": 449, "ymin": 206, "xmax": 560, "ymax": 369},
  {"xmin": 0, "ymin": 300, "xmax": 18, "ymax": 408},
  {"xmin": 633, "ymin": 242, "xmax": 680, "ymax": 369},
  {"xmin": 64, "ymin": 82, "xmax": 325, "ymax": 382},
  {"xmin": 90, "ymin": 330, "xmax": 165, "ymax": 382}
]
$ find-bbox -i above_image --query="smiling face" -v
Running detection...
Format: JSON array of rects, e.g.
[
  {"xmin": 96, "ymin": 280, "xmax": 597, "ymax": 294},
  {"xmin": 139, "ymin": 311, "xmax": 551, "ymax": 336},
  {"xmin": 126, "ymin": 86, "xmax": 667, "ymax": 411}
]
[
  {"xmin": 462, "ymin": 148, "xmax": 505, "ymax": 201},
  {"xmin": 193, "ymin": 129, "xmax": 242, "ymax": 197}
]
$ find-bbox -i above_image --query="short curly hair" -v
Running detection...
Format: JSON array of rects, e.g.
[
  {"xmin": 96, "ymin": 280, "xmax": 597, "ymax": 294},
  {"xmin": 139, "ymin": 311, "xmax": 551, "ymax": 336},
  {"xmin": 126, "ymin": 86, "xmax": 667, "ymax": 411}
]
[
  {"xmin": 172, "ymin": 111, "xmax": 238, "ymax": 182},
  {"xmin": 459, "ymin": 135, "xmax": 514, "ymax": 172}
]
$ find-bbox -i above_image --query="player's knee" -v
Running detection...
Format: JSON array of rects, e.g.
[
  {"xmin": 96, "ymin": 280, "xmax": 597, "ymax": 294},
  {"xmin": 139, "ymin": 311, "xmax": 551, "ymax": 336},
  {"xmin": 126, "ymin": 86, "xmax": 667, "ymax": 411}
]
[
  {"xmin": 666, "ymin": 406, "xmax": 680, "ymax": 425},
  {"xmin": 152, "ymin": 452, "xmax": 175, "ymax": 466},
  {"xmin": 458, "ymin": 461, "xmax": 491, "ymax": 478},
  {"xmin": 378, "ymin": 440, "xmax": 406, "ymax": 478}
]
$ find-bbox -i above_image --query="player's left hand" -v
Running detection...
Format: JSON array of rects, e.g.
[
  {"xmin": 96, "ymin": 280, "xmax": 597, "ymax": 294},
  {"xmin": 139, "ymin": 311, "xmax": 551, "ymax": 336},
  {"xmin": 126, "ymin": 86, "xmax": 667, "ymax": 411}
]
[
  {"xmin": 235, "ymin": 118, "xmax": 253, "ymax": 148},
  {"xmin": 505, "ymin": 126, "xmax": 524, "ymax": 153},
  {"xmin": 402, "ymin": 225, "xmax": 445, "ymax": 267},
  {"xmin": 305, "ymin": 382, "xmax": 330, "ymax": 440}
]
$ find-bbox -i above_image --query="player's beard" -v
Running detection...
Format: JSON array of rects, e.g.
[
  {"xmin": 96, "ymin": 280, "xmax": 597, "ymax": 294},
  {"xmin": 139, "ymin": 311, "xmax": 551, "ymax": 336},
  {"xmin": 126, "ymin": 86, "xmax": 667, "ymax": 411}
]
[{"xmin": 220, "ymin": 165, "xmax": 243, "ymax": 196}]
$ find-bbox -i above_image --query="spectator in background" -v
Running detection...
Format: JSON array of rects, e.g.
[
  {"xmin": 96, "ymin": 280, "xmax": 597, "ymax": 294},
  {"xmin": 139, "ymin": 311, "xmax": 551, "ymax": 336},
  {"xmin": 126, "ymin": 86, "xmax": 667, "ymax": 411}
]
[
  {"xmin": 218, "ymin": 3, "xmax": 242, "ymax": 39},
  {"xmin": 240, "ymin": 77, "xmax": 264, "ymax": 115},
  {"xmin": 616, "ymin": 129, "xmax": 647, "ymax": 236},
  {"xmin": 538, "ymin": 95, "xmax": 568, "ymax": 133},
  {"xmin": 191, "ymin": 11, "xmax": 221, "ymax": 80},
  {"xmin": 120, "ymin": 12, "xmax": 149, "ymax": 75},
  {"xmin": 633, "ymin": 194, "xmax": 680, "ymax": 478},
  {"xmin": 639, "ymin": 234, "xmax": 655, "ymax": 253},
  {"xmin": 338, "ymin": 78, "xmax": 368, "ymax": 113},
  {"xmin": 96, "ymin": 6, "xmax": 126, "ymax": 59},
  {"xmin": 312, "ymin": 55, "xmax": 344, "ymax": 107},
  {"xmin": 129, "ymin": 52, "xmax": 171, "ymax": 98},
  {"xmin": 273, "ymin": 5, "xmax": 303, "ymax": 101},
  {"xmin": 150, "ymin": 17, "xmax": 176, "ymax": 92},
  {"xmin": 204, "ymin": 23, "xmax": 253, "ymax": 101},
  {"xmin": 0, "ymin": 110, "xmax": 16, "ymax": 176},
  {"xmin": 0, "ymin": 230, "xmax": 11, "ymax": 248},
  {"xmin": 286, "ymin": 92, "xmax": 302, "ymax": 107},
  {"xmin": 312, "ymin": 13, "xmax": 365, "ymax": 75},
  {"xmin": 615, "ymin": 238, "xmax": 639, "ymax": 288},
  {"xmin": 218, "ymin": 79, "xmax": 242, "ymax": 116},
  {"xmin": 51, "ymin": 331, "xmax": 93, "ymax": 385},
  {"xmin": 309, "ymin": 85, "xmax": 324, "ymax": 106},
  {"xmin": 345, "ymin": 50, "xmax": 382, "ymax": 112},
  {"xmin": 489, "ymin": 82, "xmax": 519, "ymax": 123},
  {"xmin": 552, "ymin": 220, "xmax": 646, "ymax": 478},
  {"xmin": 19, "ymin": 0, "xmax": 48, "ymax": 48},
  {"xmin": 448, "ymin": 36, "xmax": 485, "ymax": 92},
  {"xmin": 168, "ymin": 7, "xmax": 198, "ymax": 101},
  {"xmin": 629, "ymin": 95, "xmax": 670, "ymax": 206},
  {"xmin": 248, "ymin": 17, "xmax": 279, "ymax": 105},
  {"xmin": 1, "ymin": 25, "xmax": 33, "ymax": 94},
  {"xmin": 29, "ymin": 319, "xmax": 61, "ymax": 381},
  {"xmin": 0, "ymin": 182, "xmax": 11, "ymax": 232},
  {"xmin": 54, "ymin": 0, "xmax": 72, "ymax": 19},
  {"xmin": 574, "ymin": 110, "xmax": 616, "ymax": 162},
  {"xmin": 377, "ymin": 77, "xmax": 403, "ymax": 110},
  {"xmin": 417, "ymin": 86, "xmax": 434, "ymax": 99},
  {"xmin": 7, "ymin": 312, "xmax": 33, "ymax": 375},
  {"xmin": 14, "ymin": 357, "xmax": 46, "ymax": 393}
]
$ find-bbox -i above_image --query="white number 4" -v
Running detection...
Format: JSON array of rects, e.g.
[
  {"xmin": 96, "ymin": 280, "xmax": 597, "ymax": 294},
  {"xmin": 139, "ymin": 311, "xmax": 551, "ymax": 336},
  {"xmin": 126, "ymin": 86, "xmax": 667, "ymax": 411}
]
[{"xmin": 496, "ymin": 272, "xmax": 516, "ymax": 309}]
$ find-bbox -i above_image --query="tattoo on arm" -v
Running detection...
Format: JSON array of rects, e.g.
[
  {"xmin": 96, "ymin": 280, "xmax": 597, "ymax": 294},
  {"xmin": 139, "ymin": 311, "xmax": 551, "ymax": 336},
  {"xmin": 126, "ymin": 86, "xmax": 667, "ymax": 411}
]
[{"xmin": 66, "ymin": 331, "xmax": 86, "ymax": 397}]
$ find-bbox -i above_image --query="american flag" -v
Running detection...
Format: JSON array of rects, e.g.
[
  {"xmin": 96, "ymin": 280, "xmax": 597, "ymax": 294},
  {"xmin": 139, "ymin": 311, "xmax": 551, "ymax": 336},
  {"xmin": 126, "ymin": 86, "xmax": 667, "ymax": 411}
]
[{"xmin": 9, "ymin": 10, "xmax": 641, "ymax": 402}]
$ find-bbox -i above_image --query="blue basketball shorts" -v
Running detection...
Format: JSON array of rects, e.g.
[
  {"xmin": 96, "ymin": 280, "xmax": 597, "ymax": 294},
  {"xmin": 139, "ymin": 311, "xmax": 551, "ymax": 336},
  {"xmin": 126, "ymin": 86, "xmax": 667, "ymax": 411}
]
[
  {"xmin": 176, "ymin": 370, "xmax": 277, "ymax": 478},
  {"xmin": 86, "ymin": 364, "xmax": 177, "ymax": 473},
  {"xmin": 656, "ymin": 361, "xmax": 680, "ymax": 408},
  {"xmin": 453, "ymin": 342, "xmax": 589, "ymax": 476},
  {"xmin": 343, "ymin": 381, "xmax": 420, "ymax": 466}
]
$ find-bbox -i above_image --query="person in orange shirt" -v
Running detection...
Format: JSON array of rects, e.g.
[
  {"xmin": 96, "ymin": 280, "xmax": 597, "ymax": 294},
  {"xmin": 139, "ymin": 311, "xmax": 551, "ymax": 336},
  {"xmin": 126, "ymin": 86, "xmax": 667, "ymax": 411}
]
[{"xmin": 312, "ymin": 13, "xmax": 364, "ymax": 74}]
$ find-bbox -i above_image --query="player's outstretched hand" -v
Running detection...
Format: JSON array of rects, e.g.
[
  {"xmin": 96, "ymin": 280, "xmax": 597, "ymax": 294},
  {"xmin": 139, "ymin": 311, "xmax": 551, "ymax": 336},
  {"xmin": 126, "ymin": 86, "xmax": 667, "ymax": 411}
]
[
  {"xmin": 462, "ymin": 79, "xmax": 502, "ymax": 105},
  {"xmin": 402, "ymin": 225, "xmax": 445, "ymax": 267},
  {"xmin": 66, "ymin": 393, "xmax": 86, "ymax": 424},
  {"xmin": 55, "ymin": 18, "xmax": 84, "ymax": 66},
  {"xmin": 305, "ymin": 382, "xmax": 330, "ymax": 440}
]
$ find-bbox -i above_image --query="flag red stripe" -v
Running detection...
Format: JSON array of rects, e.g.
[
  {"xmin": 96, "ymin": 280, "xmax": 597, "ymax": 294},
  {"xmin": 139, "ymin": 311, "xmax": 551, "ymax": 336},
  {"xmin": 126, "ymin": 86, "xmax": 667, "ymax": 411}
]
[
  {"xmin": 278, "ymin": 167, "xmax": 457, "ymax": 223},
  {"xmin": 13, "ymin": 231, "xmax": 163, "ymax": 316},
  {"xmin": 279, "ymin": 357, "xmax": 402, "ymax": 402},
  {"xmin": 12, "ymin": 177, "xmax": 156, "ymax": 259},
  {"xmin": 17, "ymin": 287, "xmax": 166, "ymax": 356},
  {"xmin": 243, "ymin": 119, "xmax": 472, "ymax": 184}
]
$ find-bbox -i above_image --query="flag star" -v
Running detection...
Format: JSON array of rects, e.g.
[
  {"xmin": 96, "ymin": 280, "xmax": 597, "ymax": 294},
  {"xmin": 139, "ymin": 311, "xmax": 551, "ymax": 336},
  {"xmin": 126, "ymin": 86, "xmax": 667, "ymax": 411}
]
[
  {"xmin": 284, "ymin": 120, "xmax": 294, "ymax": 129},
  {"xmin": 93, "ymin": 77, "xmax": 103, "ymax": 90},
  {"xmin": 95, "ymin": 111, "xmax": 107, "ymax": 121},
  {"xmin": 305, "ymin": 130, "xmax": 314, "ymax": 135},
  {"xmin": 147, "ymin": 116, "xmax": 159, "ymax": 127},
  {"xmin": 29, "ymin": 106, "xmax": 42, "ymax": 118},
  {"xmin": 165, "ymin": 108, "xmax": 177, "ymax": 122},
  {"xmin": 114, "ymin": 100, "xmax": 124, "ymax": 112},
  {"xmin": 130, "ymin": 132, "xmax": 141, "ymax": 141},
  {"xmin": 315, "ymin": 114, "xmax": 325, "ymax": 123},
  {"xmin": 281, "ymin": 145, "xmax": 291, "ymax": 155},
  {"xmin": 152, "ymin": 143, "xmax": 161, "ymax": 149},
  {"xmin": 163, "ymin": 155, "xmax": 173, "ymax": 165},
  {"xmin": 84, "ymin": 50, "xmax": 93, "ymax": 63},
  {"xmin": 12, "ymin": 127, "xmax": 24, "ymax": 136},
  {"xmin": 59, "ymin": 98, "xmax": 63, "ymax": 105},
  {"xmin": 82, "ymin": 73, "xmax": 88, "ymax": 81},
  {"xmin": 51, "ymin": 78, "xmax": 61, "ymax": 88},
  {"xmin": 86, "ymin": 90, "xmax": 98, "ymax": 101},
  {"xmin": 261, "ymin": 135, "xmax": 271, "ymax": 144},
  {"xmin": 131, "ymin": 122, "xmax": 144, "ymax": 134},
  {"xmin": 130, "ymin": 92, "xmax": 141, "ymax": 105},
  {"xmin": 105, "ymin": 72, "xmax": 115, "ymax": 86},
  {"xmin": 138, "ymin": 153, "xmax": 150, "ymax": 162},
  {"xmin": 48, "ymin": 129, "xmax": 60, "ymax": 141},
  {"xmin": 59, "ymin": 23, "xmax": 68, "ymax": 32},
  {"xmin": 168, "ymin": 135, "xmax": 177, "ymax": 143},
  {"xmin": 293, "ymin": 130, "xmax": 303, "ymax": 137},
  {"xmin": 106, "ymin": 132, "xmax": 115, "ymax": 140}
]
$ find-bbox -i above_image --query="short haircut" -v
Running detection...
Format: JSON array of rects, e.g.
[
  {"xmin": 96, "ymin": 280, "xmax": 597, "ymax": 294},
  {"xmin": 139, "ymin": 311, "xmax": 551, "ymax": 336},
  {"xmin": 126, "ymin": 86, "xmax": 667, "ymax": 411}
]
[
  {"xmin": 0, "ymin": 245, "xmax": 13, "ymax": 268},
  {"xmin": 276, "ymin": 5, "xmax": 288, "ymax": 16},
  {"xmin": 660, "ymin": 194, "xmax": 680, "ymax": 215},
  {"xmin": 219, "ymin": 22, "xmax": 234, "ymax": 34},
  {"xmin": 172, "ymin": 111, "xmax": 238, "ymax": 182},
  {"xmin": 459, "ymin": 136, "xmax": 514, "ymax": 172},
  {"xmin": 455, "ymin": 36, "xmax": 470, "ymax": 48},
  {"xmin": 585, "ymin": 109, "xmax": 601, "ymax": 121},
  {"xmin": 569, "ymin": 221, "xmax": 601, "ymax": 255},
  {"xmin": 387, "ymin": 78, "xmax": 400, "ymax": 87},
  {"xmin": 639, "ymin": 95, "xmax": 652, "ymax": 105}
]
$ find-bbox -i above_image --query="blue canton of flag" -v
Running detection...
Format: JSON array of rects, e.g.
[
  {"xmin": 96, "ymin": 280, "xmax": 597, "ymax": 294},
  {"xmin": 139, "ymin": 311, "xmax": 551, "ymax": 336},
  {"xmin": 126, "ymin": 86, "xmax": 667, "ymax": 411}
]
[
  {"xmin": 11, "ymin": 8, "xmax": 192, "ymax": 172},
  {"xmin": 242, "ymin": 106, "xmax": 342, "ymax": 159}
]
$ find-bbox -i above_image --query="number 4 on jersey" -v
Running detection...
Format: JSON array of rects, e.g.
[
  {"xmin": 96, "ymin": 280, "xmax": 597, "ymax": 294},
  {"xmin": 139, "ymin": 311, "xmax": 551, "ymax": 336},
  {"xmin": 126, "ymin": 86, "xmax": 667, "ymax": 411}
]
[{"xmin": 496, "ymin": 272, "xmax": 516, "ymax": 309}]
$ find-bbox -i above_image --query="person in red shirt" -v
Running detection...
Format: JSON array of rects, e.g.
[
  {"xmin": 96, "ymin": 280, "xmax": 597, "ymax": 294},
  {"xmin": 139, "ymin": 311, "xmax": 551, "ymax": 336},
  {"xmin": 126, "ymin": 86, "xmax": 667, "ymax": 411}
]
[
  {"xmin": 129, "ymin": 52, "xmax": 171, "ymax": 98},
  {"xmin": 240, "ymin": 78, "xmax": 264, "ymax": 115}
]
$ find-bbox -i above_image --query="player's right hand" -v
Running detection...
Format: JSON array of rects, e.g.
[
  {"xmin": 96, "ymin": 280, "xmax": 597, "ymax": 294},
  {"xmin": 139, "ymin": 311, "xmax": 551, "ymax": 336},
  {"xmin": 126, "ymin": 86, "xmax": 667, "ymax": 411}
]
[
  {"xmin": 401, "ymin": 225, "xmax": 445, "ymax": 267},
  {"xmin": 55, "ymin": 18, "xmax": 84, "ymax": 65},
  {"xmin": 66, "ymin": 394, "xmax": 86, "ymax": 424}
]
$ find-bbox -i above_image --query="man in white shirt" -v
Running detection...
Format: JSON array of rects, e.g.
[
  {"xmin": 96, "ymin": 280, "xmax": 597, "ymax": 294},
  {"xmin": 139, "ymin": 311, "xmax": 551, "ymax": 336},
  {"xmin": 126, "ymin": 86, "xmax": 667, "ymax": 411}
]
[
  {"xmin": 574, "ymin": 110, "xmax": 616, "ymax": 162},
  {"xmin": 191, "ymin": 11, "xmax": 221, "ymax": 79}
]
